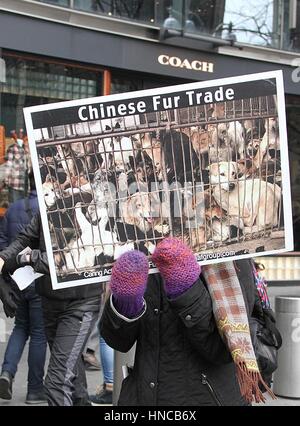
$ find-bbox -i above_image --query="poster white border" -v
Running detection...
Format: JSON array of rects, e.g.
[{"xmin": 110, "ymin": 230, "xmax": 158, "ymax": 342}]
[{"xmin": 24, "ymin": 70, "xmax": 293, "ymax": 289}]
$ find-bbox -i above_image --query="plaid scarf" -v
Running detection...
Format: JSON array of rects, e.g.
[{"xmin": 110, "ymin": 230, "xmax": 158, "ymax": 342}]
[{"xmin": 202, "ymin": 261, "xmax": 275, "ymax": 404}]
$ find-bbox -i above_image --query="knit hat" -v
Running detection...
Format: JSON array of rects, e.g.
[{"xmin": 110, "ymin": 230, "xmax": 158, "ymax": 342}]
[
  {"xmin": 152, "ymin": 237, "xmax": 201, "ymax": 299},
  {"xmin": 110, "ymin": 250, "xmax": 149, "ymax": 318}
]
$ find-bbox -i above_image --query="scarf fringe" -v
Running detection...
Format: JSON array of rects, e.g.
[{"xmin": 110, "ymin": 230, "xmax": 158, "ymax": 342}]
[{"xmin": 236, "ymin": 360, "xmax": 276, "ymax": 404}]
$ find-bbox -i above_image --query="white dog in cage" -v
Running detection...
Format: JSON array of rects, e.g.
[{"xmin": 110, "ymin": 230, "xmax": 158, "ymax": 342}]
[
  {"xmin": 98, "ymin": 134, "xmax": 135, "ymax": 171},
  {"xmin": 87, "ymin": 169, "xmax": 115, "ymax": 224},
  {"xmin": 112, "ymin": 137, "xmax": 135, "ymax": 172},
  {"xmin": 208, "ymin": 129, "xmax": 233, "ymax": 164},
  {"xmin": 253, "ymin": 117, "xmax": 280, "ymax": 168},
  {"xmin": 64, "ymin": 203, "xmax": 135, "ymax": 270},
  {"xmin": 42, "ymin": 176, "xmax": 60, "ymax": 208},
  {"xmin": 210, "ymin": 103, "xmax": 245, "ymax": 159},
  {"xmin": 209, "ymin": 161, "xmax": 281, "ymax": 232},
  {"xmin": 216, "ymin": 121, "xmax": 245, "ymax": 159}
]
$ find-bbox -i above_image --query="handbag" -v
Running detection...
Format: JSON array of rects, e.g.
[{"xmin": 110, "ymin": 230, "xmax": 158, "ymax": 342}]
[
  {"xmin": 250, "ymin": 308, "xmax": 282, "ymax": 389},
  {"xmin": 250, "ymin": 262, "xmax": 282, "ymax": 390}
]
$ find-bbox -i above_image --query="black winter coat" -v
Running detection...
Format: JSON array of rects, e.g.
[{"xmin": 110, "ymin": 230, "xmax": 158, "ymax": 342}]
[
  {"xmin": 0, "ymin": 213, "xmax": 102, "ymax": 304},
  {"xmin": 100, "ymin": 259, "xmax": 257, "ymax": 406}
]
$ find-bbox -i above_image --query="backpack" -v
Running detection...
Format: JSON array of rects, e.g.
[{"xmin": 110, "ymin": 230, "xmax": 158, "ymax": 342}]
[{"xmin": 250, "ymin": 262, "xmax": 282, "ymax": 390}]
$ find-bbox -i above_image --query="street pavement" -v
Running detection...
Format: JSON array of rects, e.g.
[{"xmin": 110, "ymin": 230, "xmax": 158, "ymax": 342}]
[{"xmin": 0, "ymin": 285, "xmax": 300, "ymax": 407}]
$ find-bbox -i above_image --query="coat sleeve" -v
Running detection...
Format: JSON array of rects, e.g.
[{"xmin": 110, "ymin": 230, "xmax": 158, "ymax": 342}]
[
  {"xmin": 0, "ymin": 215, "xmax": 9, "ymax": 250},
  {"xmin": 168, "ymin": 279, "xmax": 232, "ymax": 365},
  {"xmin": 99, "ymin": 295, "xmax": 145, "ymax": 353}
]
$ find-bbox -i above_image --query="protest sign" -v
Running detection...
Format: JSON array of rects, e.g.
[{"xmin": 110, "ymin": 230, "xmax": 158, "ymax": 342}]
[{"xmin": 24, "ymin": 70, "xmax": 293, "ymax": 289}]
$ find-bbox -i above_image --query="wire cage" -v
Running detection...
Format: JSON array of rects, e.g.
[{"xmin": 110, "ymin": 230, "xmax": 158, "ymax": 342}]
[{"xmin": 34, "ymin": 94, "xmax": 283, "ymax": 278}]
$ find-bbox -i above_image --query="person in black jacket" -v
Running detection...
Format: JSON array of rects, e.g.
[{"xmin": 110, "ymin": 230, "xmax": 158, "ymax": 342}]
[
  {"xmin": 0, "ymin": 171, "xmax": 47, "ymax": 404},
  {"xmin": 100, "ymin": 238, "xmax": 258, "ymax": 406},
  {"xmin": 0, "ymin": 213, "xmax": 103, "ymax": 406}
]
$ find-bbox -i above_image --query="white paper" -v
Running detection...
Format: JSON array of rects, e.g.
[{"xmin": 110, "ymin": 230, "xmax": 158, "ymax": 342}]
[
  {"xmin": 18, "ymin": 246, "xmax": 32, "ymax": 256},
  {"xmin": 11, "ymin": 266, "xmax": 43, "ymax": 291}
]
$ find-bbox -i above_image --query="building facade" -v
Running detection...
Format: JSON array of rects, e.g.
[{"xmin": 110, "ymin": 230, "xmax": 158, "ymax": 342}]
[{"xmin": 0, "ymin": 0, "xmax": 299, "ymax": 282}]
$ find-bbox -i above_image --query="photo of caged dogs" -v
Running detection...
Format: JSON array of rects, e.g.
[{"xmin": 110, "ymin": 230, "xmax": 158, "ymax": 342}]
[{"xmin": 34, "ymin": 94, "xmax": 284, "ymax": 282}]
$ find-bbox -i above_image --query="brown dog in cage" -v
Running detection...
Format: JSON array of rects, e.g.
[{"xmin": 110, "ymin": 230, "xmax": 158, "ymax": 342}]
[
  {"xmin": 180, "ymin": 188, "xmax": 244, "ymax": 247},
  {"xmin": 237, "ymin": 158, "xmax": 281, "ymax": 183}
]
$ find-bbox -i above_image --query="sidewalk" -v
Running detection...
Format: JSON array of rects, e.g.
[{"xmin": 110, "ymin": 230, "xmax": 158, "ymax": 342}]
[{"xmin": 254, "ymin": 394, "xmax": 299, "ymax": 406}]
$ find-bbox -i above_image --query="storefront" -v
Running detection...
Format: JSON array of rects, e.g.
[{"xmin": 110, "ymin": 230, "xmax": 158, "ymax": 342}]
[
  {"xmin": 0, "ymin": 8, "xmax": 299, "ymax": 282},
  {"xmin": 1, "ymin": 51, "xmax": 105, "ymax": 134}
]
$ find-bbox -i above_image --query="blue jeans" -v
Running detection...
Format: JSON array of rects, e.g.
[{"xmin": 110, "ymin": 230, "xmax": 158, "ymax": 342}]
[
  {"xmin": 1, "ymin": 283, "xmax": 47, "ymax": 394},
  {"xmin": 99, "ymin": 335, "xmax": 114, "ymax": 384}
]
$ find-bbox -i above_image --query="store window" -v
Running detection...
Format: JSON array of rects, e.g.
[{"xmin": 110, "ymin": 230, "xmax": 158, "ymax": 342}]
[
  {"xmin": 39, "ymin": 0, "xmax": 70, "ymax": 6},
  {"xmin": 74, "ymin": 0, "xmax": 156, "ymax": 22},
  {"xmin": 0, "ymin": 53, "xmax": 103, "ymax": 135},
  {"xmin": 110, "ymin": 74, "xmax": 144, "ymax": 95},
  {"xmin": 110, "ymin": 70, "xmax": 188, "ymax": 95},
  {"xmin": 35, "ymin": 1, "xmax": 299, "ymax": 52},
  {"xmin": 162, "ymin": 0, "xmax": 293, "ymax": 51}
]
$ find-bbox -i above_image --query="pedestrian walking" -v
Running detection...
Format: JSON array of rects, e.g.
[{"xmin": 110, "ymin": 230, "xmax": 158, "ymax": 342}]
[
  {"xmin": 0, "ymin": 171, "xmax": 47, "ymax": 404},
  {"xmin": 89, "ymin": 286, "xmax": 114, "ymax": 405},
  {"xmin": 4, "ymin": 129, "xmax": 30, "ymax": 204},
  {"xmin": 0, "ymin": 212, "xmax": 103, "ymax": 406}
]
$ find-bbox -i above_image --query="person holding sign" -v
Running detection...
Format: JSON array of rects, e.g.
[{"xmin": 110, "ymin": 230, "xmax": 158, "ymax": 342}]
[
  {"xmin": 0, "ymin": 171, "xmax": 47, "ymax": 405},
  {"xmin": 0, "ymin": 213, "xmax": 103, "ymax": 406},
  {"xmin": 100, "ymin": 238, "xmax": 275, "ymax": 406}
]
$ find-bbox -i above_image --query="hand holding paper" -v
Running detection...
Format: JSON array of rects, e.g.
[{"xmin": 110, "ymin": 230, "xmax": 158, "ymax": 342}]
[{"xmin": 11, "ymin": 266, "xmax": 43, "ymax": 291}]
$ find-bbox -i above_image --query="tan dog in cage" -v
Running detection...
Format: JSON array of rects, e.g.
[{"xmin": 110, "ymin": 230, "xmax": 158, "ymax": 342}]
[
  {"xmin": 174, "ymin": 188, "xmax": 208, "ymax": 250},
  {"xmin": 188, "ymin": 127, "xmax": 210, "ymax": 156},
  {"xmin": 119, "ymin": 192, "xmax": 152, "ymax": 234},
  {"xmin": 209, "ymin": 161, "xmax": 281, "ymax": 232},
  {"xmin": 180, "ymin": 188, "xmax": 242, "ymax": 247}
]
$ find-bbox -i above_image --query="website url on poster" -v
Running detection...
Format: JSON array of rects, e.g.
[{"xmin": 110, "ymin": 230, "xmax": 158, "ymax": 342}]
[{"xmin": 197, "ymin": 251, "xmax": 236, "ymax": 261}]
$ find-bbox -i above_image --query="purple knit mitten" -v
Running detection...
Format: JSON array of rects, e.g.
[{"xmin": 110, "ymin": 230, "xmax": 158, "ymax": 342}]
[
  {"xmin": 152, "ymin": 238, "xmax": 201, "ymax": 299},
  {"xmin": 110, "ymin": 250, "xmax": 149, "ymax": 318}
]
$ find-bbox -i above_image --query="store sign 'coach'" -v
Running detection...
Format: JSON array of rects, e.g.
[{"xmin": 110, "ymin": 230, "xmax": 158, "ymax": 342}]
[{"xmin": 158, "ymin": 55, "xmax": 214, "ymax": 73}]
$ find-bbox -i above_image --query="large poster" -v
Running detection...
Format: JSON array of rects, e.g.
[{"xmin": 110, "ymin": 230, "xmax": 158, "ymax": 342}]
[{"xmin": 24, "ymin": 71, "xmax": 293, "ymax": 290}]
